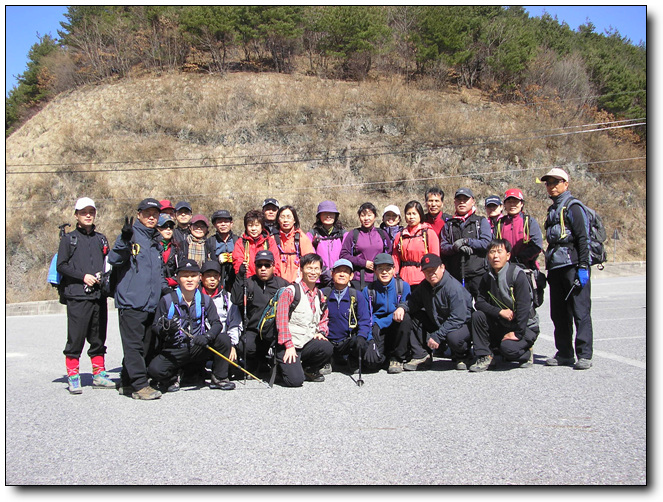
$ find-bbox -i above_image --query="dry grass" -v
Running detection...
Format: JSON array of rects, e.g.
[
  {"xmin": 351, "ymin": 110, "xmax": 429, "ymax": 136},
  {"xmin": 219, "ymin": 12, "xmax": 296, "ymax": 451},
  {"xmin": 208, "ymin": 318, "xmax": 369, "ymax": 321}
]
[{"xmin": 5, "ymin": 71, "xmax": 646, "ymax": 302}]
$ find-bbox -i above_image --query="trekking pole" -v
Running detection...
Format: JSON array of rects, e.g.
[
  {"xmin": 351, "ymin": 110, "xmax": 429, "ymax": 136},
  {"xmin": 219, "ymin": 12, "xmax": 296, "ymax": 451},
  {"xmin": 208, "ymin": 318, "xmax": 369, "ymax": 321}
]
[
  {"xmin": 356, "ymin": 344, "xmax": 364, "ymax": 387},
  {"xmin": 182, "ymin": 330, "xmax": 270, "ymax": 389},
  {"xmin": 242, "ymin": 273, "xmax": 249, "ymax": 385},
  {"xmin": 461, "ymin": 255, "xmax": 466, "ymax": 287},
  {"xmin": 565, "ymin": 279, "xmax": 581, "ymax": 302}
]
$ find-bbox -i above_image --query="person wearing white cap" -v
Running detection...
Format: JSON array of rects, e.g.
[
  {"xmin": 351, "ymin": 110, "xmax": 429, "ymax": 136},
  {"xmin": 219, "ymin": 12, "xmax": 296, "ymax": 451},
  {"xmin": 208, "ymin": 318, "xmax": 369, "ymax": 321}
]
[
  {"xmin": 57, "ymin": 197, "xmax": 114, "ymax": 394},
  {"xmin": 539, "ymin": 168, "xmax": 594, "ymax": 370},
  {"xmin": 380, "ymin": 204, "xmax": 403, "ymax": 243}
]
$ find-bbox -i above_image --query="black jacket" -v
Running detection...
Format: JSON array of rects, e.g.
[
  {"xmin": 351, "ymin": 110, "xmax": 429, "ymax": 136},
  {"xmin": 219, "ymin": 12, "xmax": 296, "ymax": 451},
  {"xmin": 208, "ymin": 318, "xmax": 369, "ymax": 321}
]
[
  {"xmin": 56, "ymin": 225, "xmax": 109, "ymax": 301},
  {"xmin": 230, "ymin": 270, "xmax": 290, "ymax": 333}
]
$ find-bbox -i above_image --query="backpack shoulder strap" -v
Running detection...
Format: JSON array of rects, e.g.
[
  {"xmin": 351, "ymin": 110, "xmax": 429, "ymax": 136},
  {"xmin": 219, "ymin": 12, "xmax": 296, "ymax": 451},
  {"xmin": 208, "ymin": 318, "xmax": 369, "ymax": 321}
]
[{"xmin": 352, "ymin": 228, "xmax": 360, "ymax": 255}]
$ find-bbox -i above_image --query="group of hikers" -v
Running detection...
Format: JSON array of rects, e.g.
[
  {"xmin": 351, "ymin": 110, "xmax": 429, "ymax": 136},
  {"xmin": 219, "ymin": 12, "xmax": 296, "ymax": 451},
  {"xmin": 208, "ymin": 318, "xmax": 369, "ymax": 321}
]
[{"xmin": 56, "ymin": 167, "xmax": 596, "ymax": 399}]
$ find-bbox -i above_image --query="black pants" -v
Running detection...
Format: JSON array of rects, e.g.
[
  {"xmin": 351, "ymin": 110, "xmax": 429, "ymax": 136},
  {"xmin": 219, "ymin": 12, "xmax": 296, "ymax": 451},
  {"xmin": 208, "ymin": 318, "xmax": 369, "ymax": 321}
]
[
  {"xmin": 118, "ymin": 308, "xmax": 156, "ymax": 391},
  {"xmin": 236, "ymin": 329, "xmax": 273, "ymax": 369},
  {"xmin": 372, "ymin": 314, "xmax": 411, "ymax": 363},
  {"xmin": 471, "ymin": 310, "xmax": 536, "ymax": 362},
  {"xmin": 410, "ymin": 310, "xmax": 471, "ymax": 360},
  {"xmin": 547, "ymin": 265, "xmax": 593, "ymax": 360},
  {"xmin": 275, "ymin": 338, "xmax": 333, "ymax": 387},
  {"xmin": 63, "ymin": 298, "xmax": 108, "ymax": 359},
  {"xmin": 148, "ymin": 332, "xmax": 233, "ymax": 382}
]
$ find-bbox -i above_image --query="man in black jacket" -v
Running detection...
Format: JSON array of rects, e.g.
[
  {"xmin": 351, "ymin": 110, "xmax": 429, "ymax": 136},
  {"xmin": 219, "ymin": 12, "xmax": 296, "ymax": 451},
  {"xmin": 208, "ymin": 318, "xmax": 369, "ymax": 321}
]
[
  {"xmin": 230, "ymin": 250, "xmax": 290, "ymax": 373},
  {"xmin": 393, "ymin": 254, "xmax": 474, "ymax": 371},
  {"xmin": 57, "ymin": 197, "xmax": 114, "ymax": 394},
  {"xmin": 540, "ymin": 168, "xmax": 594, "ymax": 370},
  {"xmin": 470, "ymin": 239, "xmax": 540, "ymax": 372}
]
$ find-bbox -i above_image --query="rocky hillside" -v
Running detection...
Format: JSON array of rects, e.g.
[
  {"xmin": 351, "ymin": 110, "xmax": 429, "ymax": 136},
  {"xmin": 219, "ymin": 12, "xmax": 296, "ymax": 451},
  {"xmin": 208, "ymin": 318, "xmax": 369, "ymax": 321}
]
[{"xmin": 5, "ymin": 71, "xmax": 646, "ymax": 303}]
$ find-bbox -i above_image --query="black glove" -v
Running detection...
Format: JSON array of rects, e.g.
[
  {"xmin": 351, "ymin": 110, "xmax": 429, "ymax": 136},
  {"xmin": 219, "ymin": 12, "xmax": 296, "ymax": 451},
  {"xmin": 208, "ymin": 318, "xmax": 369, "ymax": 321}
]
[
  {"xmin": 121, "ymin": 216, "xmax": 134, "ymax": 242},
  {"xmin": 452, "ymin": 238, "xmax": 467, "ymax": 252},
  {"xmin": 193, "ymin": 334, "xmax": 209, "ymax": 347},
  {"xmin": 238, "ymin": 263, "xmax": 247, "ymax": 277},
  {"xmin": 364, "ymin": 339, "xmax": 382, "ymax": 365},
  {"xmin": 355, "ymin": 335, "xmax": 368, "ymax": 354},
  {"xmin": 459, "ymin": 245, "xmax": 474, "ymax": 255}
]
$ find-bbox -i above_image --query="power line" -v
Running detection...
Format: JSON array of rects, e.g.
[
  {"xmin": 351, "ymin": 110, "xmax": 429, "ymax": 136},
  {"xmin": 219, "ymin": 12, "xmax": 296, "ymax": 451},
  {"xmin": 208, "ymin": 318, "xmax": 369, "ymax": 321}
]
[
  {"xmin": 5, "ymin": 121, "xmax": 646, "ymax": 175},
  {"xmin": 4, "ymin": 157, "xmax": 646, "ymax": 208}
]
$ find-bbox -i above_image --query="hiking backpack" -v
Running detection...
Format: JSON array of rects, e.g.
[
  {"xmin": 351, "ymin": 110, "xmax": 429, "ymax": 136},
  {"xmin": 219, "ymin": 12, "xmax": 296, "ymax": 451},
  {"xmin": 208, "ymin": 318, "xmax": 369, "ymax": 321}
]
[
  {"xmin": 351, "ymin": 227, "xmax": 390, "ymax": 256},
  {"xmin": 365, "ymin": 277, "xmax": 405, "ymax": 310},
  {"xmin": 48, "ymin": 224, "xmax": 71, "ymax": 304},
  {"xmin": 562, "ymin": 199, "xmax": 607, "ymax": 269}
]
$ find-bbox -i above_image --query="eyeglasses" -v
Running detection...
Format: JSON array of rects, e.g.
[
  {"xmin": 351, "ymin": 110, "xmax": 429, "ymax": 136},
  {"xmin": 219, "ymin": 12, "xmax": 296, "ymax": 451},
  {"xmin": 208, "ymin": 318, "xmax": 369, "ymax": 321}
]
[
  {"xmin": 256, "ymin": 262, "xmax": 273, "ymax": 269},
  {"xmin": 545, "ymin": 179, "xmax": 563, "ymax": 186}
]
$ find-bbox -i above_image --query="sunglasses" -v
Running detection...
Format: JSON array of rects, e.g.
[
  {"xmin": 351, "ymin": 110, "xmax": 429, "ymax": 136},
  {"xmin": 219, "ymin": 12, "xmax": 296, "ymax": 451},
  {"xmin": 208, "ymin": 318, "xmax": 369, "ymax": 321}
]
[
  {"xmin": 256, "ymin": 262, "xmax": 273, "ymax": 269},
  {"xmin": 159, "ymin": 224, "xmax": 175, "ymax": 230},
  {"xmin": 545, "ymin": 179, "xmax": 563, "ymax": 186}
]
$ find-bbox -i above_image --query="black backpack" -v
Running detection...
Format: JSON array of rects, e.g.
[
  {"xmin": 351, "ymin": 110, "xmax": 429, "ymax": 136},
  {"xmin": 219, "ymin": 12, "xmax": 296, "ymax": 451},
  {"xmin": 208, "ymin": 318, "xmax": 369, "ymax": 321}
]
[
  {"xmin": 365, "ymin": 277, "xmax": 405, "ymax": 310},
  {"xmin": 562, "ymin": 198, "xmax": 607, "ymax": 269},
  {"xmin": 351, "ymin": 227, "xmax": 390, "ymax": 255}
]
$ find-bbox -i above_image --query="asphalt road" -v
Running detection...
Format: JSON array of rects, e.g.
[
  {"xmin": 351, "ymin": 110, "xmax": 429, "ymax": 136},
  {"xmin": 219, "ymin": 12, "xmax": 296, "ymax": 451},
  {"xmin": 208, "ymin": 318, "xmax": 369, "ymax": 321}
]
[{"xmin": 5, "ymin": 275, "xmax": 647, "ymax": 486}]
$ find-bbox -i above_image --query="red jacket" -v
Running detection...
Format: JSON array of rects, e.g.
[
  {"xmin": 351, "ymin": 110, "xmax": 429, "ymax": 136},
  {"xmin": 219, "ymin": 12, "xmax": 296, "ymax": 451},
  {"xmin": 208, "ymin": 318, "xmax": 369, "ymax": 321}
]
[
  {"xmin": 232, "ymin": 231, "xmax": 281, "ymax": 278},
  {"xmin": 392, "ymin": 223, "xmax": 440, "ymax": 286}
]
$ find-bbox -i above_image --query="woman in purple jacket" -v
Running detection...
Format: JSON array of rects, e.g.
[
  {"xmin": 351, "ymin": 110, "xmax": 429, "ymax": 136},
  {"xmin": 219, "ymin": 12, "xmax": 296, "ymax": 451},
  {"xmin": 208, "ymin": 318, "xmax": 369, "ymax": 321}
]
[
  {"xmin": 307, "ymin": 200, "xmax": 347, "ymax": 288},
  {"xmin": 340, "ymin": 202, "xmax": 392, "ymax": 289}
]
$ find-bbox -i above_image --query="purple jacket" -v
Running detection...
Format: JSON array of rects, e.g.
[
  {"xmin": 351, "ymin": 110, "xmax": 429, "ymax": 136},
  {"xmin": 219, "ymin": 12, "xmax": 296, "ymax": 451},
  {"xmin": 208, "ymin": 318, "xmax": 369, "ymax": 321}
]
[{"xmin": 339, "ymin": 227, "xmax": 392, "ymax": 284}]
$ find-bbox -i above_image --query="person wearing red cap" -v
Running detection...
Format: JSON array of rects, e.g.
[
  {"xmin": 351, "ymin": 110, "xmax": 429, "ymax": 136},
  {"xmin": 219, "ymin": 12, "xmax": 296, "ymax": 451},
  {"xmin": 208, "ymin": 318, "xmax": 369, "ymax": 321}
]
[
  {"xmin": 493, "ymin": 188, "xmax": 543, "ymax": 271},
  {"xmin": 159, "ymin": 199, "xmax": 176, "ymax": 218}
]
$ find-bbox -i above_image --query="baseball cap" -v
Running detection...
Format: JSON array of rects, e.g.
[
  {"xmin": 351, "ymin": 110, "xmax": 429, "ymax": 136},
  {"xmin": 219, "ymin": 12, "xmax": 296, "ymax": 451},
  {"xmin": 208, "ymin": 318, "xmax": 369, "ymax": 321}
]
[
  {"xmin": 201, "ymin": 261, "xmax": 222, "ymax": 275},
  {"xmin": 262, "ymin": 198, "xmax": 279, "ymax": 209},
  {"xmin": 190, "ymin": 214, "xmax": 210, "ymax": 227},
  {"xmin": 540, "ymin": 168, "xmax": 569, "ymax": 182},
  {"xmin": 316, "ymin": 200, "xmax": 339, "ymax": 215},
  {"xmin": 332, "ymin": 259, "xmax": 354, "ymax": 271},
  {"xmin": 211, "ymin": 209, "xmax": 232, "ymax": 223},
  {"xmin": 373, "ymin": 253, "xmax": 394, "ymax": 267},
  {"xmin": 255, "ymin": 250, "xmax": 275, "ymax": 264},
  {"xmin": 455, "ymin": 188, "xmax": 474, "ymax": 199},
  {"xmin": 157, "ymin": 214, "xmax": 176, "ymax": 228},
  {"xmin": 504, "ymin": 188, "xmax": 525, "ymax": 201},
  {"xmin": 137, "ymin": 198, "xmax": 161, "ymax": 212},
  {"xmin": 484, "ymin": 195, "xmax": 502, "ymax": 207},
  {"xmin": 382, "ymin": 204, "xmax": 401, "ymax": 217},
  {"xmin": 74, "ymin": 197, "xmax": 96, "ymax": 214},
  {"xmin": 420, "ymin": 253, "xmax": 442, "ymax": 270},
  {"xmin": 159, "ymin": 199, "xmax": 175, "ymax": 211},
  {"xmin": 176, "ymin": 258, "xmax": 201, "ymax": 274},
  {"xmin": 175, "ymin": 201, "xmax": 193, "ymax": 212}
]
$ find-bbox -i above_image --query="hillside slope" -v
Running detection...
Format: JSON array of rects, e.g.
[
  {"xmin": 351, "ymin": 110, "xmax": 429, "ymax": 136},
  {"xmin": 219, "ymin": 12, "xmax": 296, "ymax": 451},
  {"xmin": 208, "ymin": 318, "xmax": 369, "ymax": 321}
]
[{"xmin": 5, "ymin": 72, "xmax": 646, "ymax": 302}]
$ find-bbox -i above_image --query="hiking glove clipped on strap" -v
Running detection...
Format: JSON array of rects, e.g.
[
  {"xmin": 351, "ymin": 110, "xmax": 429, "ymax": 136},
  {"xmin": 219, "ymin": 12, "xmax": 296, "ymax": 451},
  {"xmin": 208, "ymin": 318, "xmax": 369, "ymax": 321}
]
[{"xmin": 364, "ymin": 339, "xmax": 382, "ymax": 365}]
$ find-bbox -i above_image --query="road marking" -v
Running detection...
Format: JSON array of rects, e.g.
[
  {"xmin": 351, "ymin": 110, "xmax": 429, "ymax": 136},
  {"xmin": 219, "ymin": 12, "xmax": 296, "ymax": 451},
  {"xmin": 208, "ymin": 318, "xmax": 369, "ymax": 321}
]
[
  {"xmin": 5, "ymin": 353, "xmax": 27, "ymax": 358},
  {"xmin": 592, "ymin": 317, "xmax": 647, "ymax": 322},
  {"xmin": 537, "ymin": 334, "xmax": 646, "ymax": 369},
  {"xmin": 594, "ymin": 336, "xmax": 647, "ymax": 341}
]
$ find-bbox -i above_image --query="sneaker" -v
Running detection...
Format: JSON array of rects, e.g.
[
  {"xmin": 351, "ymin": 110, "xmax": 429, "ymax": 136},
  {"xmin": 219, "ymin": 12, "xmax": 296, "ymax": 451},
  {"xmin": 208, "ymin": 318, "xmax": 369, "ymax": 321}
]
[
  {"xmin": 403, "ymin": 355, "xmax": 432, "ymax": 371},
  {"xmin": 320, "ymin": 363, "xmax": 333, "ymax": 376},
  {"xmin": 131, "ymin": 385, "xmax": 162, "ymax": 400},
  {"xmin": 210, "ymin": 374, "xmax": 236, "ymax": 390},
  {"xmin": 304, "ymin": 369, "xmax": 325, "ymax": 382},
  {"xmin": 469, "ymin": 355, "xmax": 493, "ymax": 372},
  {"xmin": 454, "ymin": 359, "xmax": 468, "ymax": 371},
  {"xmin": 519, "ymin": 348, "xmax": 534, "ymax": 369},
  {"xmin": 387, "ymin": 359, "xmax": 404, "ymax": 374},
  {"xmin": 92, "ymin": 371, "xmax": 116, "ymax": 389},
  {"xmin": 574, "ymin": 358, "xmax": 593, "ymax": 370},
  {"xmin": 545, "ymin": 354, "xmax": 575, "ymax": 367},
  {"xmin": 67, "ymin": 374, "xmax": 83, "ymax": 394}
]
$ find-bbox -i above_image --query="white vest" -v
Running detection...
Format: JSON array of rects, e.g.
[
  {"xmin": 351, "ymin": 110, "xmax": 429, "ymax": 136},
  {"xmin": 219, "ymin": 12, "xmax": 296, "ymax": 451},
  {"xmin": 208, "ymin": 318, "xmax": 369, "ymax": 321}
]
[{"xmin": 288, "ymin": 282, "xmax": 321, "ymax": 349}]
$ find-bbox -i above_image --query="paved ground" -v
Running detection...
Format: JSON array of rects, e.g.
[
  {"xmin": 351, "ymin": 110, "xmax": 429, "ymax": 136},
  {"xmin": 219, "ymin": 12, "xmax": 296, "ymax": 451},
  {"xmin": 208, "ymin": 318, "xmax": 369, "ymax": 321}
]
[{"xmin": 5, "ymin": 275, "xmax": 647, "ymax": 486}]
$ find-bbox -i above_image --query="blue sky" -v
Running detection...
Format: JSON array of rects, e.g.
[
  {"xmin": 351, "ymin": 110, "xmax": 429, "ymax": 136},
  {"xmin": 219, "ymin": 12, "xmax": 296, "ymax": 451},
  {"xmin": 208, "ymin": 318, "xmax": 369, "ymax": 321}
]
[{"xmin": 4, "ymin": 5, "xmax": 649, "ymax": 97}]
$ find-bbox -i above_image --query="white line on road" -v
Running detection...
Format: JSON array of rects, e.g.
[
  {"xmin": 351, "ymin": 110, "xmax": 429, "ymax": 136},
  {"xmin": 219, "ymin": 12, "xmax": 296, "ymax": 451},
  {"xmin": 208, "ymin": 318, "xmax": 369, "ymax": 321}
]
[
  {"xmin": 594, "ymin": 336, "xmax": 646, "ymax": 341},
  {"xmin": 537, "ymin": 334, "xmax": 646, "ymax": 369}
]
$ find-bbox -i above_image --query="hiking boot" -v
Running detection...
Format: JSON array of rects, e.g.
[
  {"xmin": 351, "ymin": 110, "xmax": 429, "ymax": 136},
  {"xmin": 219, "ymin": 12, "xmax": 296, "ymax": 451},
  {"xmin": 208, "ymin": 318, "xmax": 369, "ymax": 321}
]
[
  {"xmin": 519, "ymin": 348, "xmax": 534, "ymax": 369},
  {"xmin": 454, "ymin": 359, "xmax": 468, "ymax": 371},
  {"xmin": 469, "ymin": 355, "xmax": 493, "ymax": 372},
  {"xmin": 545, "ymin": 354, "xmax": 575, "ymax": 367},
  {"xmin": 403, "ymin": 355, "xmax": 431, "ymax": 371},
  {"xmin": 67, "ymin": 374, "xmax": 83, "ymax": 394},
  {"xmin": 304, "ymin": 369, "xmax": 325, "ymax": 382},
  {"xmin": 574, "ymin": 358, "xmax": 593, "ymax": 370},
  {"xmin": 92, "ymin": 371, "xmax": 116, "ymax": 389},
  {"xmin": 131, "ymin": 385, "xmax": 162, "ymax": 400},
  {"xmin": 387, "ymin": 359, "xmax": 404, "ymax": 374},
  {"xmin": 210, "ymin": 374, "xmax": 236, "ymax": 390},
  {"xmin": 320, "ymin": 363, "xmax": 333, "ymax": 376},
  {"xmin": 117, "ymin": 383, "xmax": 133, "ymax": 396}
]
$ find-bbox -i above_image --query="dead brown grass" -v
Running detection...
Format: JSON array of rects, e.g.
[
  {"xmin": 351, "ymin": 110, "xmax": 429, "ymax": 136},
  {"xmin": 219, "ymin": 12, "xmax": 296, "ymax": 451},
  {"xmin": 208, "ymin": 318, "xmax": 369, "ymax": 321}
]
[{"xmin": 5, "ymin": 71, "xmax": 646, "ymax": 302}]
